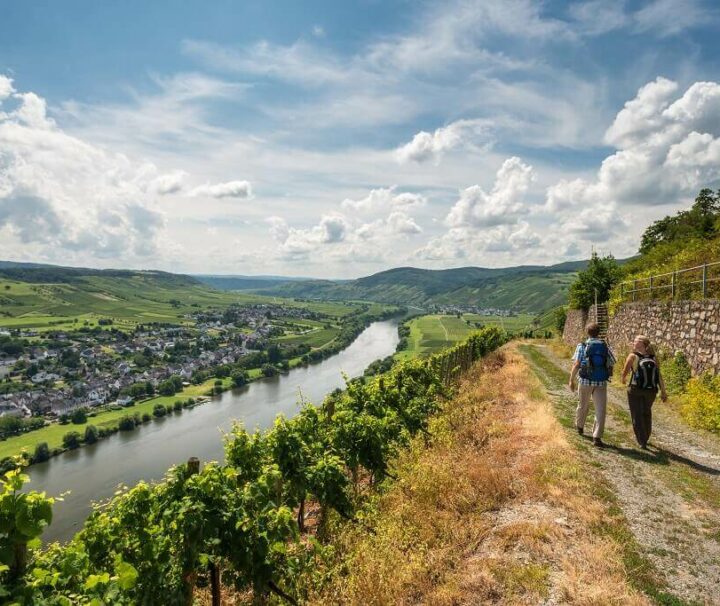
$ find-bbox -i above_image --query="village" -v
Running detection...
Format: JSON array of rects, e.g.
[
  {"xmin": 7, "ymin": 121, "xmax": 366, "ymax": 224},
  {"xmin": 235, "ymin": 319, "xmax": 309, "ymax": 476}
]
[{"xmin": 0, "ymin": 302, "xmax": 326, "ymax": 419}]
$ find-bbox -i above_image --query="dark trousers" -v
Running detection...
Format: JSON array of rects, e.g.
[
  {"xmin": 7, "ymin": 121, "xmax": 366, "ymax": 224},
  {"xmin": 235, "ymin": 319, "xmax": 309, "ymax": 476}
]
[{"xmin": 627, "ymin": 387, "xmax": 657, "ymax": 446}]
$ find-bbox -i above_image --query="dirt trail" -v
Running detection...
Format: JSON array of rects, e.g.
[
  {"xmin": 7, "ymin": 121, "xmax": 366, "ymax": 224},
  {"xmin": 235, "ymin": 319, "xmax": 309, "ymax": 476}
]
[{"xmin": 522, "ymin": 342, "xmax": 720, "ymax": 606}]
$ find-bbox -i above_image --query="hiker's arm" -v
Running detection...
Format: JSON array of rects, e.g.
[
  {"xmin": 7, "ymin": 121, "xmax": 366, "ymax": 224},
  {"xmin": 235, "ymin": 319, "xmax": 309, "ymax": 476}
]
[
  {"xmin": 657, "ymin": 364, "xmax": 668, "ymax": 401},
  {"xmin": 621, "ymin": 354, "xmax": 634, "ymax": 385},
  {"xmin": 569, "ymin": 359, "xmax": 580, "ymax": 390}
]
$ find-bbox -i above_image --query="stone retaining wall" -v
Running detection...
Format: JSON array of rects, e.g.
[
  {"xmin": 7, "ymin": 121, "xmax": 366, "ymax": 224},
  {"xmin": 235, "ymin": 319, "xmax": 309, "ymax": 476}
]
[
  {"xmin": 607, "ymin": 300, "xmax": 720, "ymax": 374},
  {"xmin": 563, "ymin": 308, "xmax": 588, "ymax": 347}
]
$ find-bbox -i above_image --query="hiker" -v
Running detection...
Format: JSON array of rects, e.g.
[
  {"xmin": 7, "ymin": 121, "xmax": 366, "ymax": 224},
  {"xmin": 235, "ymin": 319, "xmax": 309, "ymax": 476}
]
[
  {"xmin": 568, "ymin": 322, "xmax": 615, "ymax": 448},
  {"xmin": 621, "ymin": 335, "xmax": 668, "ymax": 450}
]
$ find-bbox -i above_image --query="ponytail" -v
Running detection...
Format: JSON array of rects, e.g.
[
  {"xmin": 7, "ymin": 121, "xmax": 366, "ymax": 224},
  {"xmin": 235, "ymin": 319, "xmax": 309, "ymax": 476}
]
[{"xmin": 635, "ymin": 335, "xmax": 655, "ymax": 357}]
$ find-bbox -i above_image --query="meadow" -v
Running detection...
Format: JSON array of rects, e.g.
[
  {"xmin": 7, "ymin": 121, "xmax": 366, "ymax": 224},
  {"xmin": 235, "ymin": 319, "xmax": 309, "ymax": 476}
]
[{"xmin": 396, "ymin": 313, "xmax": 536, "ymax": 359}]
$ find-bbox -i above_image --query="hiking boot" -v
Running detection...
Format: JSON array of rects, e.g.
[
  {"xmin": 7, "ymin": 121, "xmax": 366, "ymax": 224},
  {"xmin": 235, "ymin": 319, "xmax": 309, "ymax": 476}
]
[
  {"xmin": 576, "ymin": 426, "xmax": 584, "ymax": 436},
  {"xmin": 593, "ymin": 438, "xmax": 606, "ymax": 448},
  {"xmin": 640, "ymin": 443, "xmax": 649, "ymax": 450}
]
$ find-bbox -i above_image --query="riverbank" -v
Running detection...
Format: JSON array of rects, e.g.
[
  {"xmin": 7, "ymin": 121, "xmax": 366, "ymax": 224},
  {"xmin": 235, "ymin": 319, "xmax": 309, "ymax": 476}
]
[
  {"xmin": 1, "ymin": 310, "xmax": 402, "ymax": 468},
  {"xmin": 26, "ymin": 320, "xmax": 401, "ymax": 543}
]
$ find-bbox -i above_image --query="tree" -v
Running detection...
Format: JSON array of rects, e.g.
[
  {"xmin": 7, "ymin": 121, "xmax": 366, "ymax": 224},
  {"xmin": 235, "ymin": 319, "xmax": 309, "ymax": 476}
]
[
  {"xmin": 62, "ymin": 431, "xmax": 82, "ymax": 450},
  {"xmin": 261, "ymin": 364, "xmax": 278, "ymax": 377},
  {"xmin": 118, "ymin": 416, "xmax": 136, "ymax": 431},
  {"xmin": 84, "ymin": 425, "xmax": 99, "ymax": 444},
  {"xmin": 71, "ymin": 408, "xmax": 88, "ymax": 424},
  {"xmin": 568, "ymin": 252, "xmax": 622, "ymax": 310},
  {"xmin": 231, "ymin": 369, "xmax": 249, "ymax": 388},
  {"xmin": 640, "ymin": 188, "xmax": 720, "ymax": 253},
  {"xmin": 153, "ymin": 403, "xmax": 167, "ymax": 418},
  {"xmin": 33, "ymin": 442, "xmax": 50, "ymax": 463},
  {"xmin": 266, "ymin": 344, "xmax": 282, "ymax": 364}
]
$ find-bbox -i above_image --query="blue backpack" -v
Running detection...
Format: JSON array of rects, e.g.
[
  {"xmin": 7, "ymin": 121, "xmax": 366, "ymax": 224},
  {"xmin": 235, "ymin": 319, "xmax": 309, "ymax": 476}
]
[{"xmin": 579, "ymin": 339, "xmax": 610, "ymax": 382}]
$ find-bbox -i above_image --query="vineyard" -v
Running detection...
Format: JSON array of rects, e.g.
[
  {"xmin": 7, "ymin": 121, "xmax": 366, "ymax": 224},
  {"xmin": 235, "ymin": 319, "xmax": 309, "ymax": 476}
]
[{"xmin": 0, "ymin": 328, "xmax": 506, "ymax": 605}]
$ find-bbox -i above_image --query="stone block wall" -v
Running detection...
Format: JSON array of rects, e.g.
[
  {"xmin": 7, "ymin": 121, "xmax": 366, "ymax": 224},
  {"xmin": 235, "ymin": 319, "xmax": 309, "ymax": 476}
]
[
  {"xmin": 563, "ymin": 308, "xmax": 588, "ymax": 347},
  {"xmin": 607, "ymin": 300, "xmax": 720, "ymax": 374}
]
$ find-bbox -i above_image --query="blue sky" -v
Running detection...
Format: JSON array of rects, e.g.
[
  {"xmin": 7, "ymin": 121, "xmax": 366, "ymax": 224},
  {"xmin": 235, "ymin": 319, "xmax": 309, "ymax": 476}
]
[{"xmin": 1, "ymin": 0, "xmax": 720, "ymax": 277}]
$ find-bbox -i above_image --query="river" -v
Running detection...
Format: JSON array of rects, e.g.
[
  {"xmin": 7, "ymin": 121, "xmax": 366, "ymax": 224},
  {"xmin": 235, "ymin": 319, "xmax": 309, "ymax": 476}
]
[{"xmin": 28, "ymin": 320, "xmax": 399, "ymax": 543}]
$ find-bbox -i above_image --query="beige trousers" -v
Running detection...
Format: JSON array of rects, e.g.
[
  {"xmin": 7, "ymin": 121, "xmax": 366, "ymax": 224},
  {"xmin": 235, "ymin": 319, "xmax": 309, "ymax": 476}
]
[{"xmin": 576, "ymin": 384, "xmax": 607, "ymax": 439}]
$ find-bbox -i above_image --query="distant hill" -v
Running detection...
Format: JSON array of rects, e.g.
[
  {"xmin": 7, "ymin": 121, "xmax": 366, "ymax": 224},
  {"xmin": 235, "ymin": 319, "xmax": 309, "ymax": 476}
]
[
  {"xmin": 243, "ymin": 262, "xmax": 590, "ymax": 313},
  {"xmin": 195, "ymin": 274, "xmax": 314, "ymax": 291}
]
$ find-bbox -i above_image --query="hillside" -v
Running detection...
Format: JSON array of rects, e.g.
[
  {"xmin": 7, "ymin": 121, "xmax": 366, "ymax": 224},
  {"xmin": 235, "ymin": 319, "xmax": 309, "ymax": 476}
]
[
  {"xmin": 228, "ymin": 262, "xmax": 587, "ymax": 312},
  {"xmin": 0, "ymin": 265, "xmax": 256, "ymax": 331}
]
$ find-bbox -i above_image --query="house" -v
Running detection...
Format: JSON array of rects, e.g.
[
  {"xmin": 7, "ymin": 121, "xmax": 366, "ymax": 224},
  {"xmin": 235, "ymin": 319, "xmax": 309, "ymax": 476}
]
[
  {"xmin": 117, "ymin": 396, "xmax": 133, "ymax": 406},
  {"xmin": 0, "ymin": 402, "xmax": 23, "ymax": 417}
]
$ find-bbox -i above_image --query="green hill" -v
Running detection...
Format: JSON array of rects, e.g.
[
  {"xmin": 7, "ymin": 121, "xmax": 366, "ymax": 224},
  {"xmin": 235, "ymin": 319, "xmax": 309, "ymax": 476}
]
[{"xmin": 241, "ymin": 262, "xmax": 586, "ymax": 312}]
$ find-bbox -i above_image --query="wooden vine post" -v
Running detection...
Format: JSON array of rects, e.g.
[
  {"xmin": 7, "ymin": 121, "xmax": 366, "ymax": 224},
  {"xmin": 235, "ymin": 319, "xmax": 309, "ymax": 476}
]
[{"xmin": 183, "ymin": 457, "xmax": 200, "ymax": 606}]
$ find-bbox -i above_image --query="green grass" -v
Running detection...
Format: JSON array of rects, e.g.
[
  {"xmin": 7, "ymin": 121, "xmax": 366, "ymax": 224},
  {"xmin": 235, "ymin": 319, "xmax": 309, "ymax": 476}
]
[
  {"xmin": 462, "ymin": 313, "xmax": 535, "ymax": 333},
  {"xmin": 395, "ymin": 315, "xmax": 475, "ymax": 359}
]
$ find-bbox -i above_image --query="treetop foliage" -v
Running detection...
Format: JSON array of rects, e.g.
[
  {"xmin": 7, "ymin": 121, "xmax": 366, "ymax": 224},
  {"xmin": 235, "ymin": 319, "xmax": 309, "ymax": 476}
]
[
  {"xmin": 640, "ymin": 188, "xmax": 720, "ymax": 255},
  {"xmin": 568, "ymin": 252, "xmax": 622, "ymax": 310}
]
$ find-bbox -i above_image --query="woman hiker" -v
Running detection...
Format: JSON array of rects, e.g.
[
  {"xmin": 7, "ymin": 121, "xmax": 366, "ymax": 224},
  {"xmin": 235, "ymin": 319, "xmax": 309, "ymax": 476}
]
[{"xmin": 621, "ymin": 335, "xmax": 668, "ymax": 450}]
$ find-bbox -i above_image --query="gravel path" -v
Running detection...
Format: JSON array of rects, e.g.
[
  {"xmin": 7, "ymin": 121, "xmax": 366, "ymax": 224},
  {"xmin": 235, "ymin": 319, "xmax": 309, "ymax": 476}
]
[{"xmin": 524, "ymin": 343, "xmax": 720, "ymax": 606}]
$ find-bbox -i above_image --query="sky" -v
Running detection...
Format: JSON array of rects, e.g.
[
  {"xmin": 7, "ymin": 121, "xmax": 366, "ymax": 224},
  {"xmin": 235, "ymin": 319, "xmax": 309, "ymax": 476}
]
[{"xmin": 1, "ymin": 0, "xmax": 720, "ymax": 278}]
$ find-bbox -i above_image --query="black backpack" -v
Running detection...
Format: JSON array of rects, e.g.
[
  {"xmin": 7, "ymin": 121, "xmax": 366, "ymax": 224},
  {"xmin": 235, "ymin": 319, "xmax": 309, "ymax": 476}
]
[{"xmin": 632, "ymin": 353, "xmax": 660, "ymax": 390}]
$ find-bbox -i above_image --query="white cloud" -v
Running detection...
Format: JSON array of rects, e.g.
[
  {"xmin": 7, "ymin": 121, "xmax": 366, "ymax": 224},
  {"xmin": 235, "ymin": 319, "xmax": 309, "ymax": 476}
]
[
  {"xmin": 0, "ymin": 75, "xmax": 14, "ymax": 100},
  {"xmin": 341, "ymin": 187, "xmax": 426, "ymax": 214},
  {"xmin": 0, "ymin": 78, "xmax": 168, "ymax": 261},
  {"xmin": 386, "ymin": 211, "xmax": 422, "ymax": 235},
  {"xmin": 634, "ymin": 0, "xmax": 712, "ymax": 37},
  {"xmin": 395, "ymin": 119, "xmax": 490, "ymax": 164},
  {"xmin": 546, "ymin": 78, "xmax": 720, "ymax": 217},
  {"xmin": 445, "ymin": 157, "xmax": 535, "ymax": 228},
  {"xmin": 150, "ymin": 171, "xmax": 186, "ymax": 195},
  {"xmin": 190, "ymin": 180, "xmax": 253, "ymax": 199}
]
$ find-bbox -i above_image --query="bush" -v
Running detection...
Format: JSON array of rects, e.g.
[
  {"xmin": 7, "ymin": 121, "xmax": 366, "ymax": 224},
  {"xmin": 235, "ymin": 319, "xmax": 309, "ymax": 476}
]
[
  {"xmin": 71, "ymin": 408, "xmax": 88, "ymax": 424},
  {"xmin": 118, "ymin": 416, "xmax": 136, "ymax": 431},
  {"xmin": 568, "ymin": 252, "xmax": 622, "ymax": 309},
  {"xmin": 173, "ymin": 401, "xmax": 183, "ymax": 412},
  {"xmin": 165, "ymin": 405, "xmax": 173, "ymax": 415},
  {"xmin": 33, "ymin": 442, "xmax": 50, "ymax": 463},
  {"xmin": 62, "ymin": 431, "xmax": 82, "ymax": 450},
  {"xmin": 142, "ymin": 413, "xmax": 152, "ymax": 422},
  {"xmin": 682, "ymin": 373, "xmax": 720, "ymax": 432},
  {"xmin": 153, "ymin": 404, "xmax": 167, "ymax": 418},
  {"xmin": 59, "ymin": 413, "xmax": 71, "ymax": 425},
  {"xmin": 84, "ymin": 425, "xmax": 99, "ymax": 444},
  {"xmin": 231, "ymin": 369, "xmax": 249, "ymax": 387},
  {"xmin": 261, "ymin": 364, "xmax": 279, "ymax": 377},
  {"xmin": 663, "ymin": 351, "xmax": 692, "ymax": 395}
]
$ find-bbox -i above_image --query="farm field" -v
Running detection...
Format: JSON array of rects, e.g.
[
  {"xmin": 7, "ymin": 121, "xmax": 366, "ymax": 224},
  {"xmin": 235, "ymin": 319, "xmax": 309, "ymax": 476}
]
[
  {"xmin": 396, "ymin": 312, "xmax": 537, "ymax": 359},
  {"xmin": 462, "ymin": 313, "xmax": 535, "ymax": 333}
]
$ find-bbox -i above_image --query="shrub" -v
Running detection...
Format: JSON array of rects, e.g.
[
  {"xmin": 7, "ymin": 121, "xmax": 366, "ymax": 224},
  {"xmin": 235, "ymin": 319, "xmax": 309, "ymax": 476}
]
[
  {"xmin": 59, "ymin": 413, "xmax": 70, "ymax": 425},
  {"xmin": 214, "ymin": 379, "xmax": 222, "ymax": 387},
  {"xmin": 71, "ymin": 408, "xmax": 88, "ymax": 424},
  {"xmin": 165, "ymin": 405, "xmax": 173, "ymax": 415},
  {"xmin": 118, "ymin": 416, "xmax": 136, "ymax": 431},
  {"xmin": 663, "ymin": 351, "xmax": 692, "ymax": 394},
  {"xmin": 231, "ymin": 369, "xmax": 249, "ymax": 387},
  {"xmin": 84, "ymin": 425, "xmax": 99, "ymax": 444},
  {"xmin": 682, "ymin": 373, "xmax": 720, "ymax": 432},
  {"xmin": 33, "ymin": 441, "xmax": 50, "ymax": 463},
  {"xmin": 62, "ymin": 431, "xmax": 82, "ymax": 450},
  {"xmin": 142, "ymin": 413, "xmax": 151, "ymax": 422},
  {"xmin": 173, "ymin": 401, "xmax": 182, "ymax": 412},
  {"xmin": 261, "ymin": 363, "xmax": 279, "ymax": 377},
  {"xmin": 153, "ymin": 404, "xmax": 167, "ymax": 418}
]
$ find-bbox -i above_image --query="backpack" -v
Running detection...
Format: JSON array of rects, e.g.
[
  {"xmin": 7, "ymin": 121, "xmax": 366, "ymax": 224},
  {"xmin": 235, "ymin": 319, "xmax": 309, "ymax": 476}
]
[
  {"xmin": 632, "ymin": 353, "xmax": 660, "ymax": 390},
  {"xmin": 578, "ymin": 339, "xmax": 610, "ymax": 382}
]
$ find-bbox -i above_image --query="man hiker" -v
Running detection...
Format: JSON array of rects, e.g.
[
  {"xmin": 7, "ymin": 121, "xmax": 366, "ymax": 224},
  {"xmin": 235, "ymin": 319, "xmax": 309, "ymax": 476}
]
[{"xmin": 568, "ymin": 322, "xmax": 616, "ymax": 448}]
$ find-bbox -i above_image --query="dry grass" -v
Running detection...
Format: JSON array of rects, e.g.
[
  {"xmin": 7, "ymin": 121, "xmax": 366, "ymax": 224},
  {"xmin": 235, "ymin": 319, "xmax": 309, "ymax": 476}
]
[{"xmin": 307, "ymin": 347, "xmax": 650, "ymax": 606}]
